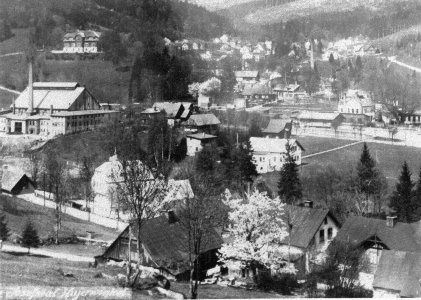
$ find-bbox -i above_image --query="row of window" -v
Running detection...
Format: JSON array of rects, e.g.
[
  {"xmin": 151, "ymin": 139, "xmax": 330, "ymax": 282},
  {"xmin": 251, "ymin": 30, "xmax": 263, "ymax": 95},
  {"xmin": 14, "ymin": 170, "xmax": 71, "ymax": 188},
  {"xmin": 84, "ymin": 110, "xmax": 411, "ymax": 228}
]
[
  {"xmin": 64, "ymin": 43, "xmax": 98, "ymax": 48},
  {"xmin": 257, "ymin": 155, "xmax": 299, "ymax": 162}
]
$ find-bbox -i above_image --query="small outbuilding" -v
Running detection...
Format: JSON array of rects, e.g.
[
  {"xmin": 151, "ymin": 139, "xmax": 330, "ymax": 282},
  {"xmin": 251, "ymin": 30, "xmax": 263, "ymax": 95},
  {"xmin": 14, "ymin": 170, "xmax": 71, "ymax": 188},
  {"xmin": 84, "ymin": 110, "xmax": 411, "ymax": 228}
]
[{"xmin": 1, "ymin": 168, "xmax": 35, "ymax": 195}]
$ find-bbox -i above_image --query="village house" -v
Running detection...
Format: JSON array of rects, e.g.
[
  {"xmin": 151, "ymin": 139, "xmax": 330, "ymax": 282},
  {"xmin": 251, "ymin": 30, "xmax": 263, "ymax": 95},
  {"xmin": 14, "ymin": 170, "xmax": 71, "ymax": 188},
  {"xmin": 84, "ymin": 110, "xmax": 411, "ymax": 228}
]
[
  {"xmin": 186, "ymin": 132, "xmax": 217, "ymax": 157},
  {"xmin": 334, "ymin": 216, "xmax": 421, "ymax": 272},
  {"xmin": 1, "ymin": 167, "xmax": 35, "ymax": 195},
  {"xmin": 296, "ymin": 111, "xmax": 345, "ymax": 128},
  {"xmin": 227, "ymin": 202, "xmax": 340, "ymax": 279},
  {"xmin": 372, "ymin": 250, "xmax": 421, "ymax": 298},
  {"xmin": 242, "ymin": 84, "xmax": 276, "ymax": 106},
  {"xmin": 62, "ymin": 30, "xmax": 101, "ymax": 53},
  {"xmin": 183, "ymin": 113, "xmax": 220, "ymax": 134},
  {"xmin": 273, "ymin": 83, "xmax": 307, "ymax": 103},
  {"xmin": 139, "ymin": 107, "xmax": 166, "ymax": 126},
  {"xmin": 402, "ymin": 109, "xmax": 421, "ymax": 125},
  {"xmin": 100, "ymin": 210, "xmax": 223, "ymax": 280},
  {"xmin": 249, "ymin": 137, "xmax": 304, "ymax": 174},
  {"xmin": 262, "ymin": 118, "xmax": 292, "ymax": 139},
  {"xmin": 0, "ymin": 66, "xmax": 119, "ymax": 136},
  {"xmin": 338, "ymin": 89, "xmax": 374, "ymax": 124},
  {"xmin": 235, "ymin": 71, "xmax": 260, "ymax": 85},
  {"xmin": 91, "ymin": 153, "xmax": 192, "ymax": 219}
]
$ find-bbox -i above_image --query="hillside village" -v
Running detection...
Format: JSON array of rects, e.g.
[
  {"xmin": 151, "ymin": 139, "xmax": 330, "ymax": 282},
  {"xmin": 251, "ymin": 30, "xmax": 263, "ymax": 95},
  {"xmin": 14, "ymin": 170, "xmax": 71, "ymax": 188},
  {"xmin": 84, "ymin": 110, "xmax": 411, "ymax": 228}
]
[{"xmin": 2, "ymin": 0, "xmax": 421, "ymax": 299}]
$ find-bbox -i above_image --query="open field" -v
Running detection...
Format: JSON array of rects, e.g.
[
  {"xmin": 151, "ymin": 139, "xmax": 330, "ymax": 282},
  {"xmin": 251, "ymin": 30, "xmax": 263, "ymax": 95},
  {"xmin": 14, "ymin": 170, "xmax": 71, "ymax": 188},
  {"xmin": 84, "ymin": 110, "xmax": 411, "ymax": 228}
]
[
  {"xmin": 262, "ymin": 137, "xmax": 421, "ymax": 196},
  {"xmin": 245, "ymin": 0, "xmax": 415, "ymax": 25},
  {"xmin": 0, "ymin": 195, "xmax": 119, "ymax": 243},
  {"xmin": 0, "ymin": 251, "xmax": 290, "ymax": 299}
]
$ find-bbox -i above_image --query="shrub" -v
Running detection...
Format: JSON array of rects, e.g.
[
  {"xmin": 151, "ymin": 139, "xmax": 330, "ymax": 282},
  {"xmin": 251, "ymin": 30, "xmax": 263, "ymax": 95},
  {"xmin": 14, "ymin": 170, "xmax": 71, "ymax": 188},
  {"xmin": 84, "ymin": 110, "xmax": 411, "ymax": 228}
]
[
  {"xmin": 325, "ymin": 286, "xmax": 373, "ymax": 298},
  {"xmin": 0, "ymin": 214, "xmax": 10, "ymax": 241},
  {"xmin": 255, "ymin": 271, "xmax": 299, "ymax": 295}
]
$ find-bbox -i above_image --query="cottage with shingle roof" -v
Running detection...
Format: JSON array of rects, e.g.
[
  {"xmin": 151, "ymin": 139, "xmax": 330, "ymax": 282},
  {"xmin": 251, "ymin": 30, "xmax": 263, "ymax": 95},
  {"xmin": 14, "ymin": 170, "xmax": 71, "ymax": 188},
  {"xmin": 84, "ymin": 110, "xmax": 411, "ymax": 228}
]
[
  {"xmin": 373, "ymin": 250, "xmax": 421, "ymax": 298},
  {"xmin": 0, "ymin": 167, "xmax": 35, "ymax": 195},
  {"xmin": 249, "ymin": 137, "xmax": 304, "ymax": 174},
  {"xmin": 100, "ymin": 211, "xmax": 223, "ymax": 280},
  {"xmin": 262, "ymin": 118, "xmax": 292, "ymax": 139},
  {"xmin": 334, "ymin": 216, "xmax": 421, "ymax": 272},
  {"xmin": 235, "ymin": 71, "xmax": 259, "ymax": 85},
  {"xmin": 184, "ymin": 113, "xmax": 220, "ymax": 134}
]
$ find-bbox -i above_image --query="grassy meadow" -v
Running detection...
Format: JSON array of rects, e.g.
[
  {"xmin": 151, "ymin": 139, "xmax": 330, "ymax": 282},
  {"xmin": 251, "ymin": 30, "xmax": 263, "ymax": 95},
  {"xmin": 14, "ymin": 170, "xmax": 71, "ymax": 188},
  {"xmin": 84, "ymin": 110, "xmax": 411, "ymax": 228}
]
[{"xmin": 262, "ymin": 137, "xmax": 421, "ymax": 196}]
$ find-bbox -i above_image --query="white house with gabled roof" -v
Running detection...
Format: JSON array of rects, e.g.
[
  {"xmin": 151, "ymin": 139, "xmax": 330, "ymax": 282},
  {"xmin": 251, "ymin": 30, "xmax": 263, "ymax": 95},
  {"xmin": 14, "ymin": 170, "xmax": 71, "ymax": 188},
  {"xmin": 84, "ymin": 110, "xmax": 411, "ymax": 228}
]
[{"xmin": 249, "ymin": 137, "xmax": 304, "ymax": 174}]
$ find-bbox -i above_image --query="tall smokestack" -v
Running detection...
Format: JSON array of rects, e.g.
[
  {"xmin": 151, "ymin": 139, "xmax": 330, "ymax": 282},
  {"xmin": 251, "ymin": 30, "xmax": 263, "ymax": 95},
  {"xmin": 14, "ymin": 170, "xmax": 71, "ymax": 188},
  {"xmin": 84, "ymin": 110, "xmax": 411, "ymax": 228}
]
[
  {"xmin": 310, "ymin": 40, "xmax": 315, "ymax": 71},
  {"xmin": 27, "ymin": 62, "xmax": 34, "ymax": 115}
]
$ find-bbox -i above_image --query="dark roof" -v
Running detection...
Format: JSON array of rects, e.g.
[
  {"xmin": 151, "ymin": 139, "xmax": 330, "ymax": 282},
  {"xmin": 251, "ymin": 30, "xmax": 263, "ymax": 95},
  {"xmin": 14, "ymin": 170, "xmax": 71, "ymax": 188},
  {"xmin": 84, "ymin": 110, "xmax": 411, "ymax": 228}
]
[
  {"xmin": 103, "ymin": 213, "xmax": 222, "ymax": 271},
  {"xmin": 373, "ymin": 250, "xmax": 421, "ymax": 297},
  {"xmin": 335, "ymin": 216, "xmax": 421, "ymax": 252},
  {"xmin": 1, "ymin": 169, "xmax": 33, "ymax": 192},
  {"xmin": 283, "ymin": 205, "xmax": 339, "ymax": 249},
  {"xmin": 262, "ymin": 119, "xmax": 292, "ymax": 134},
  {"xmin": 187, "ymin": 114, "xmax": 220, "ymax": 126}
]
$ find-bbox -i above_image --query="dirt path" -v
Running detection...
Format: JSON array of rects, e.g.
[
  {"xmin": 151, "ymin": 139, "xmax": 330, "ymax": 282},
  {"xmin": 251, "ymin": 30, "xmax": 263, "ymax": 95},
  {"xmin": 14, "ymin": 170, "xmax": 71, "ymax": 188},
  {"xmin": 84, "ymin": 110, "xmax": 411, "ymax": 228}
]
[
  {"xmin": 302, "ymin": 141, "xmax": 364, "ymax": 159},
  {"xmin": 0, "ymin": 52, "xmax": 24, "ymax": 58},
  {"xmin": 0, "ymin": 84, "xmax": 20, "ymax": 95},
  {"xmin": 388, "ymin": 56, "xmax": 421, "ymax": 73}
]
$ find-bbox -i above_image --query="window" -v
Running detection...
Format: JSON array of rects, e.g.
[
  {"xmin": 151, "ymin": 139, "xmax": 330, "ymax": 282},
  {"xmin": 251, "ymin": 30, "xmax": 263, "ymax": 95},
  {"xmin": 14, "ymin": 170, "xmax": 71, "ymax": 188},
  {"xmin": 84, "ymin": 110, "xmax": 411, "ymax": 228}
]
[
  {"xmin": 328, "ymin": 228, "xmax": 333, "ymax": 240},
  {"xmin": 324, "ymin": 217, "xmax": 328, "ymax": 225},
  {"xmin": 356, "ymin": 109, "xmax": 359, "ymax": 114},
  {"xmin": 319, "ymin": 229, "xmax": 325, "ymax": 243},
  {"xmin": 352, "ymin": 109, "xmax": 354, "ymax": 114}
]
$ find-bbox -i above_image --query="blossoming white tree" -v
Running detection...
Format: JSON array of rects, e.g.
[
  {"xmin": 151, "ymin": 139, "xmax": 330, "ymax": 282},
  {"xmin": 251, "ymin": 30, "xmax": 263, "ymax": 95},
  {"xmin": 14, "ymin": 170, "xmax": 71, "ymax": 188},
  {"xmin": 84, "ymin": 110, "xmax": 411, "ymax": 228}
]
[{"xmin": 220, "ymin": 190, "xmax": 295, "ymax": 274}]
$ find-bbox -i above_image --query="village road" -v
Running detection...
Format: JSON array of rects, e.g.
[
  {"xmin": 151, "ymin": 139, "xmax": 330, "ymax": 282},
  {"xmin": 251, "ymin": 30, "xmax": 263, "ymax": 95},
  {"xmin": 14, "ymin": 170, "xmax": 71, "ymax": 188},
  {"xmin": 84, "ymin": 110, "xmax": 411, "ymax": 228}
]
[{"xmin": 302, "ymin": 140, "xmax": 364, "ymax": 159}]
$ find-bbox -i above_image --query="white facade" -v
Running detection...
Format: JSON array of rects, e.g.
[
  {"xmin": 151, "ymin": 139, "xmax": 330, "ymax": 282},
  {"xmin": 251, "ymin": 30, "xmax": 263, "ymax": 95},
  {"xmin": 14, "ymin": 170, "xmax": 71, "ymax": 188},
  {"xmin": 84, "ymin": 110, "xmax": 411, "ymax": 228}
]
[
  {"xmin": 186, "ymin": 133, "xmax": 217, "ymax": 156},
  {"xmin": 338, "ymin": 90, "xmax": 374, "ymax": 115},
  {"xmin": 250, "ymin": 137, "xmax": 303, "ymax": 174}
]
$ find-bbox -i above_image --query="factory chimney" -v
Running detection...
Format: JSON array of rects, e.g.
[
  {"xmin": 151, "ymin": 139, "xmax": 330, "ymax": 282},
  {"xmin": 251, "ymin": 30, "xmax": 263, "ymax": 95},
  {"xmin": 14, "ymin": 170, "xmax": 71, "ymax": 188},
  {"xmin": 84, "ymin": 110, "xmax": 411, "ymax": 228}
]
[{"xmin": 27, "ymin": 62, "xmax": 34, "ymax": 115}]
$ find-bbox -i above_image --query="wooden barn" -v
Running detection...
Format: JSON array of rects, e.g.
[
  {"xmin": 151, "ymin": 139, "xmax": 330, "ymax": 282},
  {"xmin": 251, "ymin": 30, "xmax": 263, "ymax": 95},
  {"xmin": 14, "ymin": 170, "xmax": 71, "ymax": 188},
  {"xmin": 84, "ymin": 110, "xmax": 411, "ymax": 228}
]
[
  {"xmin": 1, "ymin": 168, "xmax": 35, "ymax": 195},
  {"xmin": 100, "ymin": 211, "xmax": 223, "ymax": 280}
]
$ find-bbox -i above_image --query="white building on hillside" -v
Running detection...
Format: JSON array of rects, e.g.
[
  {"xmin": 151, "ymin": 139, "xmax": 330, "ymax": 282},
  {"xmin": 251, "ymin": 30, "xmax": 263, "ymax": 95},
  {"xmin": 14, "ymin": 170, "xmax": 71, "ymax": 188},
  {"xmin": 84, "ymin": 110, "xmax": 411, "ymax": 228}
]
[
  {"xmin": 338, "ymin": 89, "xmax": 374, "ymax": 115},
  {"xmin": 249, "ymin": 137, "xmax": 304, "ymax": 174}
]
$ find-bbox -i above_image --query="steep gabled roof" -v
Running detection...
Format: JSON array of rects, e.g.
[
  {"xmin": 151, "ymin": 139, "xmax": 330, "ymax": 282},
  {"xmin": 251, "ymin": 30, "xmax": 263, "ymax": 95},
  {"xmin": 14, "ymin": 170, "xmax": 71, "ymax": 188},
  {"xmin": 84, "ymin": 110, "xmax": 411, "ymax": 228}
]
[
  {"xmin": 262, "ymin": 119, "xmax": 292, "ymax": 134},
  {"xmin": 335, "ymin": 216, "xmax": 421, "ymax": 252},
  {"xmin": 1, "ymin": 168, "xmax": 33, "ymax": 192},
  {"xmin": 152, "ymin": 102, "xmax": 184, "ymax": 118},
  {"xmin": 283, "ymin": 205, "xmax": 339, "ymax": 249},
  {"xmin": 187, "ymin": 114, "xmax": 220, "ymax": 127},
  {"xmin": 373, "ymin": 250, "xmax": 421, "ymax": 297},
  {"xmin": 103, "ymin": 213, "xmax": 223, "ymax": 273}
]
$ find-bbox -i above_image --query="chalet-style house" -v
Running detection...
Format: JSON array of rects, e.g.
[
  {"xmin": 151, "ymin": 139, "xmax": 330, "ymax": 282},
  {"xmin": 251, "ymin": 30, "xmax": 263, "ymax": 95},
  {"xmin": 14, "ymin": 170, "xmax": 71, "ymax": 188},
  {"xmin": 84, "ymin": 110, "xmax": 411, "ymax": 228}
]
[
  {"xmin": 373, "ymin": 250, "xmax": 421, "ymax": 298},
  {"xmin": 1, "ymin": 167, "xmax": 35, "ymax": 195},
  {"xmin": 100, "ymin": 211, "xmax": 223, "ymax": 280},
  {"xmin": 262, "ymin": 119, "xmax": 292, "ymax": 139},
  {"xmin": 226, "ymin": 202, "xmax": 340, "ymax": 278},
  {"xmin": 0, "ymin": 66, "xmax": 118, "ymax": 136},
  {"xmin": 282, "ymin": 203, "xmax": 341, "ymax": 276},
  {"xmin": 242, "ymin": 84, "xmax": 276, "ymax": 106},
  {"xmin": 235, "ymin": 71, "xmax": 259, "ymax": 85},
  {"xmin": 63, "ymin": 30, "xmax": 101, "ymax": 53},
  {"xmin": 184, "ymin": 113, "xmax": 220, "ymax": 134},
  {"xmin": 249, "ymin": 137, "xmax": 304, "ymax": 174},
  {"xmin": 273, "ymin": 83, "xmax": 307, "ymax": 102},
  {"xmin": 338, "ymin": 89, "xmax": 374, "ymax": 124},
  {"xmin": 186, "ymin": 132, "xmax": 217, "ymax": 157},
  {"xmin": 296, "ymin": 111, "xmax": 345, "ymax": 128},
  {"xmin": 334, "ymin": 216, "xmax": 421, "ymax": 271}
]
